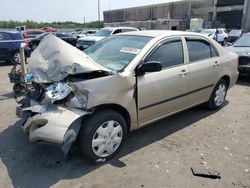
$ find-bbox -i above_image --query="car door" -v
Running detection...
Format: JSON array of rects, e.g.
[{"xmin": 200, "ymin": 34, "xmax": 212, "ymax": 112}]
[
  {"xmin": 0, "ymin": 32, "xmax": 12, "ymax": 61},
  {"xmin": 137, "ymin": 37, "xmax": 190, "ymax": 125},
  {"xmin": 184, "ymin": 37, "xmax": 220, "ymax": 106}
]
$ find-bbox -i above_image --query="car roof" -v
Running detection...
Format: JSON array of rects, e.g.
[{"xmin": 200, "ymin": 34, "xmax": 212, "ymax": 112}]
[
  {"xmin": 0, "ymin": 31, "xmax": 20, "ymax": 34},
  {"xmin": 117, "ymin": 30, "xmax": 203, "ymax": 38},
  {"xmin": 26, "ymin": 29, "xmax": 44, "ymax": 32},
  {"xmin": 103, "ymin": 27, "xmax": 138, "ymax": 30}
]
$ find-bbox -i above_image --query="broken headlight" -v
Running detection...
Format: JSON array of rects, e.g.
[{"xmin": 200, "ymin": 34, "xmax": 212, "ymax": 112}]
[{"xmin": 45, "ymin": 83, "xmax": 72, "ymax": 104}]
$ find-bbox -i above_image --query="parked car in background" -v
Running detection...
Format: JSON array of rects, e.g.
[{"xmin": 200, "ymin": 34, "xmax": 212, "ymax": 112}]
[
  {"xmin": 28, "ymin": 32, "xmax": 77, "ymax": 50},
  {"xmin": 41, "ymin": 27, "xmax": 57, "ymax": 32},
  {"xmin": 22, "ymin": 30, "xmax": 45, "ymax": 39},
  {"xmin": 0, "ymin": 31, "xmax": 30, "ymax": 64},
  {"xmin": 226, "ymin": 33, "xmax": 250, "ymax": 75},
  {"xmin": 15, "ymin": 26, "xmax": 26, "ymax": 33},
  {"xmin": 77, "ymin": 30, "xmax": 98, "ymax": 38},
  {"xmin": 186, "ymin": 28, "xmax": 203, "ymax": 33},
  {"xmin": 18, "ymin": 31, "xmax": 238, "ymax": 162},
  {"xmin": 77, "ymin": 27, "xmax": 139, "ymax": 50},
  {"xmin": 201, "ymin": 28, "xmax": 228, "ymax": 46},
  {"xmin": 227, "ymin": 29, "xmax": 243, "ymax": 43}
]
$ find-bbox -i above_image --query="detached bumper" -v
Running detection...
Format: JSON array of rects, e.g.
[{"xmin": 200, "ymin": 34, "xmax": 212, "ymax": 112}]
[{"xmin": 17, "ymin": 104, "xmax": 88, "ymax": 151}]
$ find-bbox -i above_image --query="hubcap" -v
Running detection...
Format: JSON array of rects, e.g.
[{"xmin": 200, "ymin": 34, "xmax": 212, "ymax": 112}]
[
  {"xmin": 13, "ymin": 53, "xmax": 21, "ymax": 63},
  {"xmin": 214, "ymin": 84, "xmax": 226, "ymax": 106},
  {"xmin": 92, "ymin": 120, "xmax": 123, "ymax": 157}
]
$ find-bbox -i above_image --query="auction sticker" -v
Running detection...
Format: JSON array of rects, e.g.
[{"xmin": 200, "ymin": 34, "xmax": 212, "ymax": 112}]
[{"xmin": 120, "ymin": 47, "xmax": 141, "ymax": 54}]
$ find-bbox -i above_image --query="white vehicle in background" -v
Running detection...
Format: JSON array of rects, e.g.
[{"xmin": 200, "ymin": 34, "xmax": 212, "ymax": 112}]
[
  {"xmin": 201, "ymin": 28, "xmax": 228, "ymax": 46},
  {"xmin": 15, "ymin": 26, "xmax": 27, "ymax": 34},
  {"xmin": 77, "ymin": 30, "xmax": 98, "ymax": 38},
  {"xmin": 76, "ymin": 27, "xmax": 139, "ymax": 50}
]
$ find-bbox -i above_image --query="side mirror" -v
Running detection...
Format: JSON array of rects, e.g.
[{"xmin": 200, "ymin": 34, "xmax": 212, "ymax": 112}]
[{"xmin": 137, "ymin": 61, "xmax": 162, "ymax": 76}]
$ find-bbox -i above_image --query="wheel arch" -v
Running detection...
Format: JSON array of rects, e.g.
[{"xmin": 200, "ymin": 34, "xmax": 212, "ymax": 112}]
[
  {"xmin": 90, "ymin": 103, "xmax": 131, "ymax": 132},
  {"xmin": 220, "ymin": 75, "xmax": 230, "ymax": 88}
]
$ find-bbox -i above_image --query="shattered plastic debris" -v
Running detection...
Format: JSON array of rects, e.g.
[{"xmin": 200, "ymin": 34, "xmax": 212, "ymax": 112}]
[{"xmin": 191, "ymin": 165, "xmax": 221, "ymax": 179}]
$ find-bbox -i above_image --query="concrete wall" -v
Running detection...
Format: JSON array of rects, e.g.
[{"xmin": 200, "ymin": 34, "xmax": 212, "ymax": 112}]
[{"xmin": 103, "ymin": 0, "xmax": 250, "ymax": 31}]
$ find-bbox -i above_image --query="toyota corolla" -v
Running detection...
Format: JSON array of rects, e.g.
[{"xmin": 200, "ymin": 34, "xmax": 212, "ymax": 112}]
[{"xmin": 16, "ymin": 31, "xmax": 238, "ymax": 163}]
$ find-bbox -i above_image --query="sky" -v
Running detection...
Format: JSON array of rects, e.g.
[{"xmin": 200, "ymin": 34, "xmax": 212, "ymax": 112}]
[{"xmin": 0, "ymin": 0, "xmax": 181, "ymax": 23}]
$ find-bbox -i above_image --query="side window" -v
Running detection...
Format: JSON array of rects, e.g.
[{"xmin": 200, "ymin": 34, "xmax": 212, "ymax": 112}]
[
  {"xmin": 146, "ymin": 39, "xmax": 184, "ymax": 69},
  {"xmin": 122, "ymin": 29, "xmax": 137, "ymax": 33},
  {"xmin": 113, "ymin": 29, "xmax": 122, "ymax": 34},
  {"xmin": 0, "ymin": 33, "xmax": 12, "ymax": 40},
  {"xmin": 186, "ymin": 38, "xmax": 218, "ymax": 62},
  {"xmin": 218, "ymin": 30, "xmax": 223, "ymax": 34},
  {"xmin": 210, "ymin": 45, "xmax": 218, "ymax": 57},
  {"xmin": 0, "ymin": 33, "xmax": 5, "ymax": 41}
]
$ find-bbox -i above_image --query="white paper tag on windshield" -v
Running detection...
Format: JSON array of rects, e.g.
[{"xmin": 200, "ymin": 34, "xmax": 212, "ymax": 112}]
[{"xmin": 120, "ymin": 47, "xmax": 141, "ymax": 54}]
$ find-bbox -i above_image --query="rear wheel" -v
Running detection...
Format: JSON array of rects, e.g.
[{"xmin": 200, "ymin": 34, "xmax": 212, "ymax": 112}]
[
  {"xmin": 79, "ymin": 110, "xmax": 127, "ymax": 163},
  {"xmin": 31, "ymin": 43, "xmax": 37, "ymax": 51},
  {"xmin": 222, "ymin": 38, "xmax": 227, "ymax": 46},
  {"xmin": 206, "ymin": 79, "xmax": 228, "ymax": 110},
  {"xmin": 11, "ymin": 52, "xmax": 21, "ymax": 65},
  {"xmin": 13, "ymin": 83, "xmax": 22, "ymax": 95}
]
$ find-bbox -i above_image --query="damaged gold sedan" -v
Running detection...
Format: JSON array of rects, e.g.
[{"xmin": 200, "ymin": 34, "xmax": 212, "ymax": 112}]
[{"xmin": 16, "ymin": 31, "xmax": 238, "ymax": 162}]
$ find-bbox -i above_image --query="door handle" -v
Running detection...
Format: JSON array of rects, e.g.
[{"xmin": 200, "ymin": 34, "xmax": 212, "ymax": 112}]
[
  {"xmin": 179, "ymin": 69, "xmax": 189, "ymax": 76},
  {"xmin": 213, "ymin": 61, "xmax": 219, "ymax": 67}
]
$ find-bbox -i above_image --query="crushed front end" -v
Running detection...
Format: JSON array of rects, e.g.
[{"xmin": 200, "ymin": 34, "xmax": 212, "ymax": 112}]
[{"xmin": 16, "ymin": 82, "xmax": 89, "ymax": 155}]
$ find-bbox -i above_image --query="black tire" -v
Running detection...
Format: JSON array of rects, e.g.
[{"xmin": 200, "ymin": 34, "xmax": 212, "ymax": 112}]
[
  {"xmin": 79, "ymin": 110, "xmax": 127, "ymax": 163},
  {"xmin": 13, "ymin": 83, "xmax": 22, "ymax": 95},
  {"xmin": 10, "ymin": 51, "xmax": 21, "ymax": 65},
  {"xmin": 222, "ymin": 38, "xmax": 227, "ymax": 46},
  {"xmin": 206, "ymin": 79, "xmax": 228, "ymax": 110},
  {"xmin": 31, "ymin": 43, "xmax": 37, "ymax": 51}
]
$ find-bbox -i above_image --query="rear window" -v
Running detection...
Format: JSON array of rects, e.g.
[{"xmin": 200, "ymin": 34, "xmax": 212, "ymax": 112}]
[
  {"xmin": 0, "ymin": 32, "xmax": 22, "ymax": 40},
  {"xmin": 186, "ymin": 38, "xmax": 218, "ymax": 62},
  {"xmin": 0, "ymin": 32, "xmax": 12, "ymax": 40},
  {"xmin": 27, "ymin": 31, "xmax": 43, "ymax": 35}
]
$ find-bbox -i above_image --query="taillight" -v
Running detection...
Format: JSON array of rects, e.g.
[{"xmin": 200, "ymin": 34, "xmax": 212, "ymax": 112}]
[
  {"xmin": 24, "ymin": 40, "xmax": 29, "ymax": 46},
  {"xmin": 237, "ymin": 57, "xmax": 240, "ymax": 64}
]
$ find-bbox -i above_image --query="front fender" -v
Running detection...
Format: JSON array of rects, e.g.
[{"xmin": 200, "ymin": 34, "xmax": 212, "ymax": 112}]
[{"xmin": 21, "ymin": 105, "xmax": 88, "ymax": 153}]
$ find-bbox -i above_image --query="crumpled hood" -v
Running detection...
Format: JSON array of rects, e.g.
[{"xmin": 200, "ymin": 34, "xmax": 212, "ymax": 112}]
[{"xmin": 28, "ymin": 34, "xmax": 110, "ymax": 83}]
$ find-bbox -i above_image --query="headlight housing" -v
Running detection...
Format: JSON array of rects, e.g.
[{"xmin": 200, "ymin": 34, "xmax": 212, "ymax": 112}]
[{"xmin": 45, "ymin": 83, "xmax": 72, "ymax": 104}]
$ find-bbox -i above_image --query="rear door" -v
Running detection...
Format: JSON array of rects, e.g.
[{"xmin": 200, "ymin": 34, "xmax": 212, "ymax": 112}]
[
  {"xmin": 137, "ymin": 37, "xmax": 190, "ymax": 125},
  {"xmin": 184, "ymin": 37, "xmax": 220, "ymax": 105}
]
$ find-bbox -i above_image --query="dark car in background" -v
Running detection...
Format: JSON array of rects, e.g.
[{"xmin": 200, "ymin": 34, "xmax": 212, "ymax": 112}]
[
  {"xmin": 227, "ymin": 29, "xmax": 243, "ymax": 43},
  {"xmin": 28, "ymin": 32, "xmax": 77, "ymax": 50},
  {"xmin": 22, "ymin": 30, "xmax": 45, "ymax": 39},
  {"xmin": 227, "ymin": 33, "xmax": 250, "ymax": 75},
  {"xmin": 0, "ymin": 31, "xmax": 31, "ymax": 64}
]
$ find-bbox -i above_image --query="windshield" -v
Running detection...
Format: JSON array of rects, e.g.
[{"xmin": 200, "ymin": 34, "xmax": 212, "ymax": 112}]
[
  {"xmin": 229, "ymin": 30, "xmax": 241, "ymax": 35},
  {"xmin": 95, "ymin": 29, "xmax": 113, "ymax": 36},
  {"xmin": 35, "ymin": 32, "xmax": 50, "ymax": 39},
  {"xmin": 84, "ymin": 35, "xmax": 152, "ymax": 71},
  {"xmin": 233, "ymin": 34, "xmax": 250, "ymax": 47}
]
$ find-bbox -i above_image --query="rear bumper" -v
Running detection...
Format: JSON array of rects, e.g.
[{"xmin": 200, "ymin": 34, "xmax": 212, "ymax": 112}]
[{"xmin": 238, "ymin": 66, "xmax": 250, "ymax": 75}]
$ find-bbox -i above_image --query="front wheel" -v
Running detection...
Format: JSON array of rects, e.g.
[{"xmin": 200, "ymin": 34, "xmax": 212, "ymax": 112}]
[
  {"xmin": 79, "ymin": 110, "xmax": 127, "ymax": 163},
  {"xmin": 206, "ymin": 79, "xmax": 228, "ymax": 110}
]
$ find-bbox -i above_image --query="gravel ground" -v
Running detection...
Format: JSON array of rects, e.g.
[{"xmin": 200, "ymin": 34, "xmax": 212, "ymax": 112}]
[{"xmin": 0, "ymin": 64, "xmax": 249, "ymax": 188}]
